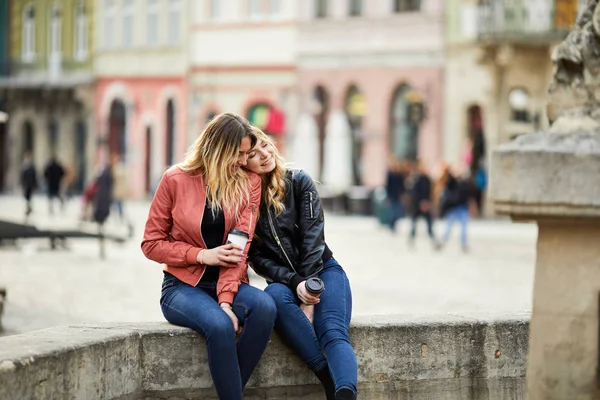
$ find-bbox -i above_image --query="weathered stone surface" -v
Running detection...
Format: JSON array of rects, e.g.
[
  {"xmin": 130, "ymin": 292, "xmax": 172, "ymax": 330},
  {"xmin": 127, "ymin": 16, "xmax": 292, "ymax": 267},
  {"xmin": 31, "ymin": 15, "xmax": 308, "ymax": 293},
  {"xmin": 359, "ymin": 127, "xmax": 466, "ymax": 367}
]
[
  {"xmin": 0, "ymin": 315, "xmax": 530, "ymax": 400},
  {"xmin": 491, "ymin": 130, "xmax": 600, "ymax": 218}
]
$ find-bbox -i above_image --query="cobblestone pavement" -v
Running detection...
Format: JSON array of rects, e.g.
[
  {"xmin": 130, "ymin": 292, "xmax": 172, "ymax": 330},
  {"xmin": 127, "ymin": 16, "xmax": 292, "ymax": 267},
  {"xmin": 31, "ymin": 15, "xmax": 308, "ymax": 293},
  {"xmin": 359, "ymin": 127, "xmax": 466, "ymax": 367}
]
[{"xmin": 0, "ymin": 195, "xmax": 536, "ymax": 336}]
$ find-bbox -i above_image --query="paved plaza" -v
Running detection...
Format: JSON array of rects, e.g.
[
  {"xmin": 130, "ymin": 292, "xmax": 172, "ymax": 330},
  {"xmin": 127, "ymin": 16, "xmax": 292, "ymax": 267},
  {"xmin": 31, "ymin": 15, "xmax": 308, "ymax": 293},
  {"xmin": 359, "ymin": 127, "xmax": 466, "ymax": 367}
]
[{"xmin": 0, "ymin": 195, "xmax": 536, "ymax": 336}]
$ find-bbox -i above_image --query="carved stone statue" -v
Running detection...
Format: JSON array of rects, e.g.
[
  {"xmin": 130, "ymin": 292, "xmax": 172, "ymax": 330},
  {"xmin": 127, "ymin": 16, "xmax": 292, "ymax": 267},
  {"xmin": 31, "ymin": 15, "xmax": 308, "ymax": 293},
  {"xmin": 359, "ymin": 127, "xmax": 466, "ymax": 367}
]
[{"xmin": 547, "ymin": 0, "xmax": 600, "ymax": 132}]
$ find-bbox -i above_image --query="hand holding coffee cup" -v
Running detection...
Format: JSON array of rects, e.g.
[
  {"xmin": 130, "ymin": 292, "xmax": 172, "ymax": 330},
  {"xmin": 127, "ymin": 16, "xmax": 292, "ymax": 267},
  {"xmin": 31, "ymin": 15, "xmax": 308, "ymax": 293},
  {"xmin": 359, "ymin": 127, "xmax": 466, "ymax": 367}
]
[
  {"xmin": 298, "ymin": 277, "xmax": 325, "ymax": 325},
  {"xmin": 199, "ymin": 243, "xmax": 244, "ymax": 267},
  {"xmin": 227, "ymin": 229, "xmax": 249, "ymax": 250}
]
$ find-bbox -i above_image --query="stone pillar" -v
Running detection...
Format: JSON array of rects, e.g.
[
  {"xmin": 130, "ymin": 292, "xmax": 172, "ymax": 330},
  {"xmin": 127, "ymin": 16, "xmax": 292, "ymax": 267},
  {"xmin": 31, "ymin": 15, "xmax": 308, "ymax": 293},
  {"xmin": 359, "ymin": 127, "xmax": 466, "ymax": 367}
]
[
  {"xmin": 491, "ymin": 2, "xmax": 600, "ymax": 398},
  {"xmin": 491, "ymin": 133, "xmax": 600, "ymax": 399}
]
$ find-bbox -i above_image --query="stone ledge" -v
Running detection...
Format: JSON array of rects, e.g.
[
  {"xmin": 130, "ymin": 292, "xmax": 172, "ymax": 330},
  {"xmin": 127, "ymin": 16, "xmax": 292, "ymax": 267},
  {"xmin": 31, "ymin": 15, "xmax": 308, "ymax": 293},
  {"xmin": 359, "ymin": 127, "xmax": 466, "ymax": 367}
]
[
  {"xmin": 0, "ymin": 313, "xmax": 530, "ymax": 400},
  {"xmin": 491, "ymin": 130, "xmax": 600, "ymax": 219}
]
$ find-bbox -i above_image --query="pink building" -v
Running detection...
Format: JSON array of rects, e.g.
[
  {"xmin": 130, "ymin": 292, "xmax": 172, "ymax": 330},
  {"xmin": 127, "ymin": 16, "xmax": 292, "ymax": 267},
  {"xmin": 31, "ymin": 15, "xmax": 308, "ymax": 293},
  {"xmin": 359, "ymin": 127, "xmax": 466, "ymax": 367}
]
[
  {"xmin": 95, "ymin": 78, "xmax": 188, "ymax": 198},
  {"xmin": 94, "ymin": 0, "xmax": 189, "ymax": 199},
  {"xmin": 297, "ymin": 0, "xmax": 445, "ymax": 188}
]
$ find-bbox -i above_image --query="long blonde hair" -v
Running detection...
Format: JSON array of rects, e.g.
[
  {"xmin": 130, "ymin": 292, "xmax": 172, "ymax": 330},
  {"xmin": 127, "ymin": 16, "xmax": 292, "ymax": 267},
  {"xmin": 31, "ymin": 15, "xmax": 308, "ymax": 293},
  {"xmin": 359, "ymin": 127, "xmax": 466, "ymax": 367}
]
[
  {"xmin": 178, "ymin": 112, "xmax": 257, "ymax": 216},
  {"xmin": 251, "ymin": 127, "xmax": 287, "ymax": 215}
]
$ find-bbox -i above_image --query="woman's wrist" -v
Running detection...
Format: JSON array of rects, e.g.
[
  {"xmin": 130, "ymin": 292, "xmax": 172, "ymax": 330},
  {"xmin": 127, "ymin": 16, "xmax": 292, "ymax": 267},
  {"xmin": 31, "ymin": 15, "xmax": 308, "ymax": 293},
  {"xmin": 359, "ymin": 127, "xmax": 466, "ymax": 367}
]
[{"xmin": 196, "ymin": 249, "xmax": 206, "ymax": 264}]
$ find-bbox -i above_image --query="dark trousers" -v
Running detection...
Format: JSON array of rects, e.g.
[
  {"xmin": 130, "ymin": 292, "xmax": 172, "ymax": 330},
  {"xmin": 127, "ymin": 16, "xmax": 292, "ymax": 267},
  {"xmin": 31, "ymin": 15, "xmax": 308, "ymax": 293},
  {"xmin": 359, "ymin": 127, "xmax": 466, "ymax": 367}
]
[
  {"xmin": 410, "ymin": 211, "xmax": 435, "ymax": 240},
  {"xmin": 160, "ymin": 273, "xmax": 276, "ymax": 400}
]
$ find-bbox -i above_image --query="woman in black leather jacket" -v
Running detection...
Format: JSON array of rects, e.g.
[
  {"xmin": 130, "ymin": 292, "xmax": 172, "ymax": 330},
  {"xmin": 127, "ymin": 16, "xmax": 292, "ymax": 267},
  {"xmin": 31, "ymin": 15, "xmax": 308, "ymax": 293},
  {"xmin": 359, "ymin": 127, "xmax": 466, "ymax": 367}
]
[{"xmin": 245, "ymin": 128, "xmax": 357, "ymax": 400}]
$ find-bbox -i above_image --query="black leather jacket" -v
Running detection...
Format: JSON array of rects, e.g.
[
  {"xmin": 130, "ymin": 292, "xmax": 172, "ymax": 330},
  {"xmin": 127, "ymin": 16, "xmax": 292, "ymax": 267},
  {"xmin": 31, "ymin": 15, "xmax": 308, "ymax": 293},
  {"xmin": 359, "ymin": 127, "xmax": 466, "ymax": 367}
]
[{"xmin": 249, "ymin": 169, "xmax": 333, "ymax": 290}]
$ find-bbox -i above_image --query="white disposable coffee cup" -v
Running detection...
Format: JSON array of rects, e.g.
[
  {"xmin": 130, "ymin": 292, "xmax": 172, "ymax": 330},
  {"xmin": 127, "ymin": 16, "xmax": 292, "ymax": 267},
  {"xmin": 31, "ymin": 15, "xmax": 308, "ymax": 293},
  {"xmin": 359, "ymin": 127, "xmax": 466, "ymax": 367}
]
[{"xmin": 227, "ymin": 229, "xmax": 249, "ymax": 250}]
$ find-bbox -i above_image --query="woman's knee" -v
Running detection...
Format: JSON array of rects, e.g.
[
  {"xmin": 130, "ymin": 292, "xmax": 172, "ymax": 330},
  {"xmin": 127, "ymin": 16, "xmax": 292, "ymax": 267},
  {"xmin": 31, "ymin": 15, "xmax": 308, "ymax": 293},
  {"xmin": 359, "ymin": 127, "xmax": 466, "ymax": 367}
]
[
  {"xmin": 265, "ymin": 283, "xmax": 295, "ymax": 305},
  {"xmin": 251, "ymin": 290, "xmax": 277, "ymax": 322},
  {"xmin": 204, "ymin": 313, "xmax": 237, "ymax": 340}
]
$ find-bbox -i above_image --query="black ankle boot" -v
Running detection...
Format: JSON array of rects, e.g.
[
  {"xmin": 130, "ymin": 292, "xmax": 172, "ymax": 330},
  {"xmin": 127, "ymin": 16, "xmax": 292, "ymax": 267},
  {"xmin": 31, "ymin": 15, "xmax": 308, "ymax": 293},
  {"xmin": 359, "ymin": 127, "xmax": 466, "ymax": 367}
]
[
  {"xmin": 335, "ymin": 388, "xmax": 356, "ymax": 400},
  {"xmin": 314, "ymin": 366, "xmax": 336, "ymax": 400}
]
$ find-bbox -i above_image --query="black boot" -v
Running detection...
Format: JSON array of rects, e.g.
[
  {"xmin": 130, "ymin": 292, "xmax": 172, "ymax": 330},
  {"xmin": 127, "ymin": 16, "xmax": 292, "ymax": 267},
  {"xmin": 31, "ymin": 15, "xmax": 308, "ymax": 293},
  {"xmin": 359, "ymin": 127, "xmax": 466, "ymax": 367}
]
[
  {"xmin": 335, "ymin": 388, "xmax": 356, "ymax": 400},
  {"xmin": 314, "ymin": 366, "xmax": 336, "ymax": 400}
]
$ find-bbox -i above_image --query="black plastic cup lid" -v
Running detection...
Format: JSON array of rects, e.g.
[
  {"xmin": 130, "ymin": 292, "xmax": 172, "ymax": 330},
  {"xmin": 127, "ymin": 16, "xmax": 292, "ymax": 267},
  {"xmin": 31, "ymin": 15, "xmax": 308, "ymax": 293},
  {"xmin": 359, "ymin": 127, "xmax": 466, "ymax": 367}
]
[
  {"xmin": 228, "ymin": 229, "xmax": 249, "ymax": 238},
  {"xmin": 305, "ymin": 277, "xmax": 324, "ymax": 294}
]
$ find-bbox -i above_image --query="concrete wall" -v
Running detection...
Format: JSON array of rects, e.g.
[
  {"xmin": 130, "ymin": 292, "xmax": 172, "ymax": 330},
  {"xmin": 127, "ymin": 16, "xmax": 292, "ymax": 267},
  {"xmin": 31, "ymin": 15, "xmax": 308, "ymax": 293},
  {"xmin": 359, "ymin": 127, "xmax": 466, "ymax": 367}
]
[{"xmin": 0, "ymin": 314, "xmax": 529, "ymax": 399}]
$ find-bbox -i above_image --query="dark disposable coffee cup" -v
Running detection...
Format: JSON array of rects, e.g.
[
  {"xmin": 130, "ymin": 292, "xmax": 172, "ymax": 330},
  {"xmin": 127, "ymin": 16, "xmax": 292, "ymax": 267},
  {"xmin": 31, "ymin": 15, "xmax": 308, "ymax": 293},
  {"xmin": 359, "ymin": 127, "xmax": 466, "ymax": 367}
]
[
  {"xmin": 227, "ymin": 229, "xmax": 249, "ymax": 250},
  {"xmin": 305, "ymin": 277, "xmax": 324, "ymax": 296}
]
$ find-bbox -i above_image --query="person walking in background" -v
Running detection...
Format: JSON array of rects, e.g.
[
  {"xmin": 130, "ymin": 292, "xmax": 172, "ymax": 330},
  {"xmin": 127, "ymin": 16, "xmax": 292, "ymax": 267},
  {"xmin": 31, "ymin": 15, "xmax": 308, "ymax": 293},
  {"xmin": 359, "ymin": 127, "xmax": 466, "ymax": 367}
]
[
  {"xmin": 246, "ymin": 128, "xmax": 358, "ymax": 400},
  {"xmin": 20, "ymin": 152, "xmax": 37, "ymax": 217},
  {"xmin": 384, "ymin": 156, "xmax": 406, "ymax": 234},
  {"xmin": 43, "ymin": 155, "xmax": 66, "ymax": 215},
  {"xmin": 408, "ymin": 161, "xmax": 438, "ymax": 249},
  {"xmin": 141, "ymin": 113, "xmax": 275, "ymax": 400},
  {"xmin": 110, "ymin": 154, "xmax": 128, "ymax": 223},
  {"xmin": 438, "ymin": 165, "xmax": 471, "ymax": 252}
]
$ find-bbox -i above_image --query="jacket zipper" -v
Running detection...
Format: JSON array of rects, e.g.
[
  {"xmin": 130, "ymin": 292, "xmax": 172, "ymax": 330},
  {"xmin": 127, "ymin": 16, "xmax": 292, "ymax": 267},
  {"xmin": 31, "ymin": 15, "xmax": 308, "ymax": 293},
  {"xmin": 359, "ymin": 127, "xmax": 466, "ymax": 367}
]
[
  {"xmin": 195, "ymin": 185, "xmax": 210, "ymax": 286},
  {"xmin": 309, "ymin": 192, "xmax": 314, "ymax": 219},
  {"xmin": 267, "ymin": 209, "xmax": 297, "ymax": 273}
]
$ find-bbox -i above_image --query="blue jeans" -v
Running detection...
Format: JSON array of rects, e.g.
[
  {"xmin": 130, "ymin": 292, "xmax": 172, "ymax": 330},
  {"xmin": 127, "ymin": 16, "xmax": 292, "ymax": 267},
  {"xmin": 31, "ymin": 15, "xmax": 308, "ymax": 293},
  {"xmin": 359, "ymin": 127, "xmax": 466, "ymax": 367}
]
[
  {"xmin": 265, "ymin": 258, "xmax": 357, "ymax": 396},
  {"xmin": 387, "ymin": 200, "xmax": 405, "ymax": 232},
  {"xmin": 160, "ymin": 272, "xmax": 276, "ymax": 400},
  {"xmin": 442, "ymin": 205, "xmax": 469, "ymax": 246}
]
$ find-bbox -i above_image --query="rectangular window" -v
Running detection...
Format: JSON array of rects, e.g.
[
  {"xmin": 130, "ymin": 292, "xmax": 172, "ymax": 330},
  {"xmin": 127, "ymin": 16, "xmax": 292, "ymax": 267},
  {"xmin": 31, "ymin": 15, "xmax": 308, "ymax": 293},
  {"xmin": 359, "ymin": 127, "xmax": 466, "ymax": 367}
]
[
  {"xmin": 123, "ymin": 0, "xmax": 134, "ymax": 47},
  {"xmin": 168, "ymin": 0, "xmax": 181, "ymax": 45},
  {"xmin": 74, "ymin": 1, "xmax": 88, "ymax": 60},
  {"xmin": 249, "ymin": 0, "xmax": 262, "ymax": 19},
  {"xmin": 349, "ymin": 0, "xmax": 362, "ymax": 16},
  {"xmin": 315, "ymin": 0, "xmax": 327, "ymax": 18},
  {"xmin": 147, "ymin": 0, "xmax": 159, "ymax": 46},
  {"xmin": 22, "ymin": 5, "xmax": 36, "ymax": 62},
  {"xmin": 211, "ymin": 0, "xmax": 221, "ymax": 20},
  {"xmin": 393, "ymin": 0, "xmax": 420, "ymax": 13},
  {"xmin": 269, "ymin": 0, "xmax": 282, "ymax": 18},
  {"xmin": 103, "ymin": 0, "xmax": 116, "ymax": 48}
]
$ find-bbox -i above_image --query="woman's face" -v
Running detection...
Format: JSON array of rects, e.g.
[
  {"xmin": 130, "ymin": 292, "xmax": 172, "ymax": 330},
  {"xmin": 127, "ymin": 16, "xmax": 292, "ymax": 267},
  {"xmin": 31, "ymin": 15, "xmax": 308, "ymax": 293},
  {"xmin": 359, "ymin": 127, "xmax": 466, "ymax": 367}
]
[
  {"xmin": 231, "ymin": 136, "xmax": 252, "ymax": 173},
  {"xmin": 245, "ymin": 139, "xmax": 276, "ymax": 175}
]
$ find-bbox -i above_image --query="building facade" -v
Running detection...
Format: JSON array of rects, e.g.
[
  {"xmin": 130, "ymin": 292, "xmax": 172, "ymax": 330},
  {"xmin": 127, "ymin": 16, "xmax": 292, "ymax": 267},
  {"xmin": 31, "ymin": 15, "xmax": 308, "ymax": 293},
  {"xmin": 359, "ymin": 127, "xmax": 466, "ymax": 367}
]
[
  {"xmin": 188, "ymin": 0, "xmax": 297, "ymax": 154},
  {"xmin": 1, "ymin": 0, "xmax": 95, "ymax": 193},
  {"xmin": 94, "ymin": 0, "xmax": 190, "ymax": 198},
  {"xmin": 444, "ymin": 0, "xmax": 585, "ymax": 214},
  {"xmin": 296, "ymin": 0, "xmax": 445, "ymax": 188}
]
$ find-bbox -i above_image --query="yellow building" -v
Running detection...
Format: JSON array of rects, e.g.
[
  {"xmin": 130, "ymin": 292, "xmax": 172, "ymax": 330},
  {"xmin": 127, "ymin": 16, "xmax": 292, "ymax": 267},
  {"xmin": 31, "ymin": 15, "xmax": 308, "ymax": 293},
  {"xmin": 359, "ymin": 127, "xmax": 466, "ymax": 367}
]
[
  {"xmin": 0, "ymin": 0, "xmax": 95, "ymax": 193},
  {"xmin": 443, "ymin": 0, "xmax": 584, "ymax": 216}
]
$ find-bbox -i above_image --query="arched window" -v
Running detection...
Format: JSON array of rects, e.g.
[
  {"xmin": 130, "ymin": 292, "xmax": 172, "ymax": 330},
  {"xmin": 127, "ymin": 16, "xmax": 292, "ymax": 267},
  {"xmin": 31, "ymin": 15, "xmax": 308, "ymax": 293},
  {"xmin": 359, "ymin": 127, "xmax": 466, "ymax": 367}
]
[
  {"xmin": 165, "ymin": 100, "xmax": 176, "ymax": 167},
  {"xmin": 508, "ymin": 87, "xmax": 530, "ymax": 122},
  {"xmin": 74, "ymin": 1, "xmax": 88, "ymax": 60},
  {"xmin": 22, "ymin": 3, "xmax": 35, "ymax": 62},
  {"xmin": 108, "ymin": 100, "xmax": 127, "ymax": 158},
  {"xmin": 344, "ymin": 85, "xmax": 366, "ymax": 185},
  {"xmin": 313, "ymin": 86, "xmax": 329, "ymax": 180},
  {"xmin": 390, "ymin": 84, "xmax": 422, "ymax": 161}
]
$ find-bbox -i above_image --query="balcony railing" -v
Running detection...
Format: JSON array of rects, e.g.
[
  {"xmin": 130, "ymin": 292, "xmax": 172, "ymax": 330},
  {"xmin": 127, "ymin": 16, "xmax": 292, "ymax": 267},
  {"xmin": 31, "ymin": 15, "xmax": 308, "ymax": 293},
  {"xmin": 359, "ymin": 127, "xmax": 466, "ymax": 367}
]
[
  {"xmin": 476, "ymin": 0, "xmax": 584, "ymax": 44},
  {"xmin": 0, "ymin": 58, "xmax": 93, "ymax": 88}
]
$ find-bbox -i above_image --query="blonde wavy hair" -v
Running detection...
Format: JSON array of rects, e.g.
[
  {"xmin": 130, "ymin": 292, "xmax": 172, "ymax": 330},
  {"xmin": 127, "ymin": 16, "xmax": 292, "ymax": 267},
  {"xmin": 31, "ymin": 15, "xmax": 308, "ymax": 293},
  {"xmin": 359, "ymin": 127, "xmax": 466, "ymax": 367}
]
[
  {"xmin": 178, "ymin": 112, "xmax": 257, "ymax": 216},
  {"xmin": 250, "ymin": 127, "xmax": 288, "ymax": 216}
]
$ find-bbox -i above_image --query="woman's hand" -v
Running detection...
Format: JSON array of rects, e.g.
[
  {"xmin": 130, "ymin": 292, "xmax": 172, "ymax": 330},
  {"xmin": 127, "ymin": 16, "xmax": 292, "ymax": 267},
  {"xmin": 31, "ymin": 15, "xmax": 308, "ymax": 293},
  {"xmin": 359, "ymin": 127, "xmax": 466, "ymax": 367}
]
[
  {"xmin": 220, "ymin": 303, "xmax": 242, "ymax": 334},
  {"xmin": 198, "ymin": 243, "xmax": 244, "ymax": 267},
  {"xmin": 300, "ymin": 304, "xmax": 315, "ymax": 324},
  {"xmin": 296, "ymin": 281, "xmax": 320, "ymax": 305}
]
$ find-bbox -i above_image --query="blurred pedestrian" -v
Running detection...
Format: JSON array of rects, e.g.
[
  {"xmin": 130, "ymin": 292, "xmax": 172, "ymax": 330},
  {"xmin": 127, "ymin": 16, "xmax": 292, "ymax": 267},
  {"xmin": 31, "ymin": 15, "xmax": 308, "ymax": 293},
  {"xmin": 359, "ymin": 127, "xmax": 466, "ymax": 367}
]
[
  {"xmin": 92, "ymin": 162, "xmax": 113, "ymax": 226},
  {"xmin": 438, "ymin": 165, "xmax": 471, "ymax": 252},
  {"xmin": 43, "ymin": 155, "xmax": 66, "ymax": 215},
  {"xmin": 110, "ymin": 154, "xmax": 128, "ymax": 223},
  {"xmin": 20, "ymin": 152, "xmax": 37, "ymax": 217},
  {"xmin": 384, "ymin": 156, "xmax": 406, "ymax": 233},
  {"xmin": 408, "ymin": 161, "xmax": 438, "ymax": 248}
]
